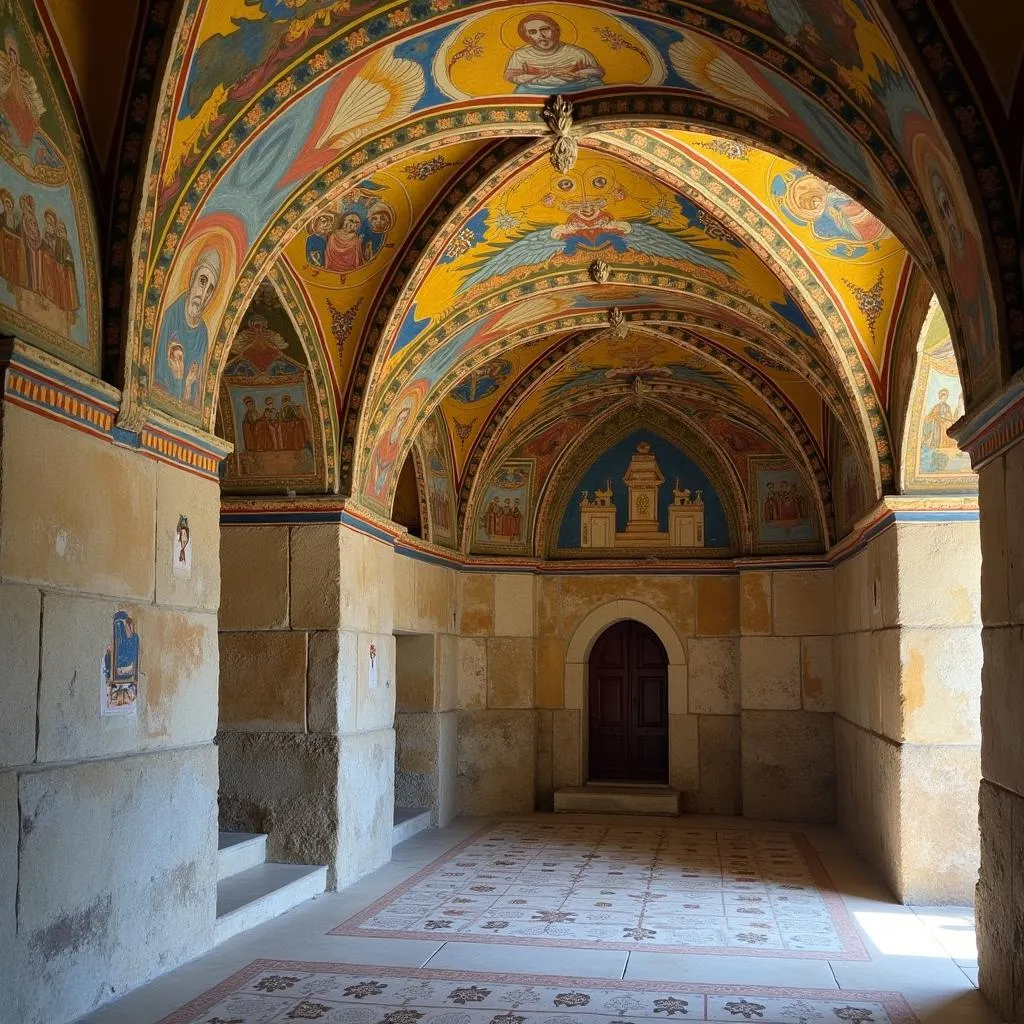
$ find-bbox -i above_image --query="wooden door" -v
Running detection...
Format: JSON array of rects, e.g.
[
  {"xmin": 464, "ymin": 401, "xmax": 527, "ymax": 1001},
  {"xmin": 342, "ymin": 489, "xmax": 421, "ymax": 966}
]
[{"xmin": 587, "ymin": 620, "xmax": 668, "ymax": 782}]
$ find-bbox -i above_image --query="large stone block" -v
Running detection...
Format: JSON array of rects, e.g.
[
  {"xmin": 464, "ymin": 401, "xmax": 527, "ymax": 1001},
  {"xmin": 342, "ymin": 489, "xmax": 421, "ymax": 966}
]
[
  {"xmin": 355, "ymin": 630, "xmax": 396, "ymax": 733},
  {"xmin": 218, "ymin": 731, "xmax": 339, "ymax": 880},
  {"xmin": 457, "ymin": 636, "xmax": 487, "ymax": 709},
  {"xmin": 290, "ymin": 525, "xmax": 341, "ymax": 630},
  {"xmin": 772, "ymin": 570, "xmax": 833, "ymax": 636},
  {"xmin": 998, "ymin": 438, "xmax": 1024, "ymax": 626},
  {"xmin": 436, "ymin": 633, "xmax": 459, "ymax": 712},
  {"xmin": 977, "ymin": 456, "xmax": 1009, "ymax": 627},
  {"xmin": 536, "ymin": 636, "xmax": 566, "ymax": 709},
  {"xmin": 668, "ymin": 713, "xmax": 699, "ymax": 794},
  {"xmin": 535, "ymin": 709, "xmax": 553, "ymax": 810},
  {"xmin": 155, "ymin": 462, "xmax": 220, "ymax": 613},
  {"xmin": 696, "ymin": 575, "xmax": 739, "ymax": 635},
  {"xmin": 741, "ymin": 710, "xmax": 835, "ymax": 822},
  {"xmin": 395, "ymin": 633, "xmax": 436, "ymax": 712},
  {"xmin": 980, "ymin": 624, "xmax": 1024, "ymax": 798},
  {"xmin": 536, "ymin": 577, "xmax": 562, "ymax": 639},
  {"xmin": 686, "ymin": 637, "xmax": 739, "ymax": 714},
  {"xmin": 219, "ymin": 630, "xmax": 307, "ymax": 732},
  {"xmin": 552, "ymin": 709, "xmax": 581, "ymax": 788},
  {"xmin": 338, "ymin": 727, "xmax": 396, "ymax": 887},
  {"xmin": 688, "ymin": 714, "xmax": 740, "ymax": 814},
  {"xmin": 220, "ymin": 526, "xmax": 289, "ymax": 629},
  {"xmin": 739, "ymin": 572, "xmax": 771, "ymax": 635},
  {"xmin": 494, "ymin": 573, "xmax": 535, "ymax": 636},
  {"xmin": 37, "ymin": 595, "xmax": 218, "ymax": 761},
  {"xmin": 557, "ymin": 575, "xmax": 695, "ymax": 643},
  {"xmin": 0, "ymin": 582, "xmax": 40, "ymax": 768},
  {"xmin": 459, "ymin": 573, "xmax": 494, "ymax": 635},
  {"xmin": 0, "ymin": 407, "xmax": 155, "ymax": 600},
  {"xmin": 457, "ymin": 710, "xmax": 535, "ymax": 815},
  {"xmin": 976, "ymin": 779, "xmax": 1016, "ymax": 1021},
  {"xmin": 0, "ymin": 771, "xmax": 20, "ymax": 1009},
  {"xmin": 340, "ymin": 530, "xmax": 395, "ymax": 635},
  {"xmin": 900, "ymin": 626, "xmax": 981, "ymax": 745},
  {"xmin": 895, "ymin": 521, "xmax": 981, "ymax": 629},
  {"xmin": 487, "ymin": 637, "xmax": 535, "ymax": 708},
  {"xmin": 800, "ymin": 635, "xmax": 834, "ymax": 712},
  {"xmin": 414, "ymin": 561, "xmax": 457, "ymax": 634},
  {"xmin": 740, "ymin": 635, "xmax": 800, "ymax": 710},
  {"xmin": 395, "ymin": 711, "xmax": 439, "ymax": 808},
  {"xmin": 897, "ymin": 743, "xmax": 979, "ymax": 904},
  {"xmin": 436, "ymin": 710, "xmax": 458, "ymax": 826},
  {"xmin": 871, "ymin": 627, "xmax": 903, "ymax": 741},
  {"xmin": 18, "ymin": 746, "xmax": 217, "ymax": 1024},
  {"xmin": 306, "ymin": 629, "xmax": 358, "ymax": 734}
]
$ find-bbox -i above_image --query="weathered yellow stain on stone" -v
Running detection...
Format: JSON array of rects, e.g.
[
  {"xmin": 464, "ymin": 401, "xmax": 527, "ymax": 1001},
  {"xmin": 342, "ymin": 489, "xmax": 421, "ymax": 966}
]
[
  {"xmin": 740, "ymin": 572, "xmax": 772, "ymax": 635},
  {"xmin": 219, "ymin": 631, "xmax": 308, "ymax": 731},
  {"xmin": 535, "ymin": 637, "xmax": 566, "ymax": 709},
  {"xmin": 459, "ymin": 574, "xmax": 494, "ymax": 635},
  {"xmin": 697, "ymin": 575, "xmax": 739, "ymax": 636}
]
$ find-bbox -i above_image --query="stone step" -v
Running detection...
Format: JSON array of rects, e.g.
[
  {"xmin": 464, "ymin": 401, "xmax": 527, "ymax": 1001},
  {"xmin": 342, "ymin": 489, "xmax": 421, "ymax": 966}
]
[
  {"xmin": 393, "ymin": 807, "xmax": 433, "ymax": 847},
  {"xmin": 554, "ymin": 785, "xmax": 681, "ymax": 816},
  {"xmin": 214, "ymin": 863, "xmax": 327, "ymax": 945},
  {"xmin": 217, "ymin": 831, "xmax": 268, "ymax": 881}
]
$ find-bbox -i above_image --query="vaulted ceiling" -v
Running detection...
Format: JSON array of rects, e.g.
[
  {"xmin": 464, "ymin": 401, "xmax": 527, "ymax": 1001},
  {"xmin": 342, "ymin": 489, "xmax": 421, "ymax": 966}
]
[{"xmin": 74, "ymin": 0, "xmax": 987, "ymax": 558}]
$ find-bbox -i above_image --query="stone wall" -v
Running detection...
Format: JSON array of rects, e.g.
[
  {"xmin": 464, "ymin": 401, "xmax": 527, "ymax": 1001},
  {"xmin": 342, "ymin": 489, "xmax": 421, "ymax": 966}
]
[
  {"xmin": 974, "ymin": 437, "xmax": 1024, "ymax": 1020},
  {"xmin": 833, "ymin": 513, "xmax": 981, "ymax": 904},
  {"xmin": 0, "ymin": 400, "xmax": 221, "ymax": 1024},
  {"xmin": 219, "ymin": 521, "xmax": 401, "ymax": 888}
]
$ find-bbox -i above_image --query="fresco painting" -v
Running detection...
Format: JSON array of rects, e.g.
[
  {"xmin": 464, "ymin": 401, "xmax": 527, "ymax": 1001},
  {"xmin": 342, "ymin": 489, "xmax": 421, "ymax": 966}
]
[
  {"xmin": 903, "ymin": 303, "xmax": 976, "ymax": 492},
  {"xmin": 417, "ymin": 411, "xmax": 457, "ymax": 548},
  {"xmin": 152, "ymin": 228, "xmax": 238, "ymax": 415},
  {"xmin": 218, "ymin": 281, "xmax": 324, "ymax": 492},
  {"xmin": 831, "ymin": 426, "xmax": 868, "ymax": 538},
  {"xmin": 101, "ymin": 610, "xmax": 139, "ymax": 717},
  {"xmin": 0, "ymin": 5, "xmax": 97, "ymax": 369},
  {"xmin": 435, "ymin": 7, "xmax": 663, "ymax": 99},
  {"xmin": 752, "ymin": 458, "xmax": 818, "ymax": 547},
  {"xmin": 555, "ymin": 431, "xmax": 730, "ymax": 553},
  {"xmin": 474, "ymin": 461, "xmax": 532, "ymax": 552}
]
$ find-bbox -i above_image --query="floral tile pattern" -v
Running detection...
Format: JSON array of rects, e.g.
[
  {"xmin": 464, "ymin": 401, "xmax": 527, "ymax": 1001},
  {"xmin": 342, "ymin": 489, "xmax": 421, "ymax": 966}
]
[
  {"xmin": 331, "ymin": 822, "xmax": 866, "ymax": 960},
  {"xmin": 155, "ymin": 961, "xmax": 918, "ymax": 1024}
]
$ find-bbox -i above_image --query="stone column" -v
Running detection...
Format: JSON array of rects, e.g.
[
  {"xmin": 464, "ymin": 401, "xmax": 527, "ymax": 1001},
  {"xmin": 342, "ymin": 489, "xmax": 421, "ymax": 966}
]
[
  {"xmin": 219, "ymin": 504, "xmax": 398, "ymax": 889},
  {"xmin": 954, "ymin": 378, "xmax": 1024, "ymax": 1020}
]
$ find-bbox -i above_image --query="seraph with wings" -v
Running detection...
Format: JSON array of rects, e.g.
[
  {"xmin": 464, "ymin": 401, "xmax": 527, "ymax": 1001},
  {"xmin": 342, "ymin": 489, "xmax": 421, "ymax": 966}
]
[{"xmin": 458, "ymin": 210, "xmax": 739, "ymax": 294}]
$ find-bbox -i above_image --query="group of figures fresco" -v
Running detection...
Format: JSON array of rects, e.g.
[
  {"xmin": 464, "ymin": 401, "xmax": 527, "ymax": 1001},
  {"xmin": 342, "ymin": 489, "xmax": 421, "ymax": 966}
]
[
  {"xmin": 218, "ymin": 281, "xmax": 323, "ymax": 492},
  {"xmin": 304, "ymin": 183, "xmax": 397, "ymax": 277},
  {"xmin": 0, "ymin": 11, "xmax": 92, "ymax": 362}
]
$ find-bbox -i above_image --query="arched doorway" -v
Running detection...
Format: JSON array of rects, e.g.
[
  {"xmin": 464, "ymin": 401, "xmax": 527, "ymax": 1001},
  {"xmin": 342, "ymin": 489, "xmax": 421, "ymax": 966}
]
[{"xmin": 588, "ymin": 620, "xmax": 668, "ymax": 784}]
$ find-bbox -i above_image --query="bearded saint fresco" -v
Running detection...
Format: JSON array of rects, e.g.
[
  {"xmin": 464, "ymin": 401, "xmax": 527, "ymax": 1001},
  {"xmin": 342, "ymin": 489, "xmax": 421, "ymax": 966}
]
[{"xmin": 503, "ymin": 14, "xmax": 604, "ymax": 94}]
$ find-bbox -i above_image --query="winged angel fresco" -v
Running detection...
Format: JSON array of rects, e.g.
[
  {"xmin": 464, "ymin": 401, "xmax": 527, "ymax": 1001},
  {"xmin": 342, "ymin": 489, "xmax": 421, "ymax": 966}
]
[{"xmin": 457, "ymin": 189, "xmax": 739, "ymax": 294}]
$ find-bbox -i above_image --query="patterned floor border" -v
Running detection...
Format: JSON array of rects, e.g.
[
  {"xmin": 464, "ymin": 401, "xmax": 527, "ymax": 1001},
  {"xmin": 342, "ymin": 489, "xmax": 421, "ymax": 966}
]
[
  {"xmin": 155, "ymin": 961, "xmax": 919, "ymax": 1024},
  {"xmin": 330, "ymin": 820, "xmax": 869, "ymax": 961}
]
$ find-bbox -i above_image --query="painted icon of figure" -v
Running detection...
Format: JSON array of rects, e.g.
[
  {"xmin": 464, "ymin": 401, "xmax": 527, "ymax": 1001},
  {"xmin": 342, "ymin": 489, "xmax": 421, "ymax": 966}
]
[
  {"xmin": 772, "ymin": 171, "xmax": 888, "ymax": 251},
  {"xmin": 304, "ymin": 212, "xmax": 334, "ymax": 268},
  {"xmin": 0, "ymin": 187, "xmax": 26, "ymax": 289},
  {"xmin": 262, "ymin": 395, "xmax": 283, "ymax": 450},
  {"xmin": 176, "ymin": 516, "xmax": 190, "ymax": 565},
  {"xmin": 0, "ymin": 28, "xmax": 44, "ymax": 148},
  {"xmin": 763, "ymin": 481, "xmax": 779, "ymax": 523},
  {"xmin": 19, "ymin": 192, "xmax": 41, "ymax": 292},
  {"xmin": 104, "ymin": 611, "xmax": 140, "ymax": 709},
  {"xmin": 776, "ymin": 479, "xmax": 805, "ymax": 522},
  {"xmin": 370, "ymin": 393, "xmax": 415, "ymax": 496},
  {"xmin": 155, "ymin": 247, "xmax": 221, "ymax": 405},
  {"xmin": 922, "ymin": 387, "xmax": 960, "ymax": 452},
  {"xmin": 325, "ymin": 210, "xmax": 367, "ymax": 273},
  {"xmin": 503, "ymin": 14, "xmax": 604, "ymax": 94},
  {"xmin": 241, "ymin": 394, "xmax": 268, "ymax": 452},
  {"xmin": 278, "ymin": 394, "xmax": 310, "ymax": 450},
  {"xmin": 53, "ymin": 215, "xmax": 79, "ymax": 317}
]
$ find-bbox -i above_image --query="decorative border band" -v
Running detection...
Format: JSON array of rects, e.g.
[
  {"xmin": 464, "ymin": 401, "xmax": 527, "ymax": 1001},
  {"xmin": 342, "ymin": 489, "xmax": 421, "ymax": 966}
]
[
  {"xmin": 1, "ymin": 339, "xmax": 230, "ymax": 481},
  {"xmin": 952, "ymin": 370, "xmax": 1024, "ymax": 470}
]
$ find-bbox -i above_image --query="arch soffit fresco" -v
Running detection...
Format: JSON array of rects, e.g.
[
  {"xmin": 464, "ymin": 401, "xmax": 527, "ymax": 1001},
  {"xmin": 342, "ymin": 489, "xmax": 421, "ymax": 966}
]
[
  {"xmin": 392, "ymin": 135, "xmax": 894, "ymax": 507},
  {"xmin": 118, "ymin": 0, "xmax": 997, "ymax": 436},
  {"xmin": 454, "ymin": 326, "xmax": 832, "ymax": 552}
]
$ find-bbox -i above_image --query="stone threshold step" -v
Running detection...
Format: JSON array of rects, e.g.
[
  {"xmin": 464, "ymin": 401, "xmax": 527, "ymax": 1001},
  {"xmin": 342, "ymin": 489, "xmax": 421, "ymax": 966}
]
[
  {"xmin": 217, "ymin": 831, "xmax": 267, "ymax": 881},
  {"xmin": 215, "ymin": 862, "xmax": 327, "ymax": 945},
  {"xmin": 393, "ymin": 807, "xmax": 432, "ymax": 847},
  {"xmin": 554, "ymin": 785, "xmax": 681, "ymax": 816}
]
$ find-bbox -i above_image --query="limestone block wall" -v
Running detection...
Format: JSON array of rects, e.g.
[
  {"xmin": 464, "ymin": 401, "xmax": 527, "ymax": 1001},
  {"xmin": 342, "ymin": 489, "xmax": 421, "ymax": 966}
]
[
  {"xmin": 739, "ymin": 570, "xmax": 836, "ymax": 823},
  {"xmin": 393, "ymin": 555, "xmax": 458, "ymax": 826},
  {"xmin": 974, "ymin": 439, "xmax": 1024, "ymax": 1019},
  {"xmin": 0, "ymin": 403, "xmax": 221, "ymax": 1024},
  {"xmin": 219, "ymin": 521, "xmax": 401, "ymax": 888},
  {"xmin": 833, "ymin": 516, "xmax": 981, "ymax": 904}
]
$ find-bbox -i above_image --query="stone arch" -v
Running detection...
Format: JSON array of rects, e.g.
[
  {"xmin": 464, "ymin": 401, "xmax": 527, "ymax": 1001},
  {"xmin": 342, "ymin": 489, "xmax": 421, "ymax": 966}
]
[{"xmin": 560, "ymin": 599, "xmax": 687, "ymax": 788}]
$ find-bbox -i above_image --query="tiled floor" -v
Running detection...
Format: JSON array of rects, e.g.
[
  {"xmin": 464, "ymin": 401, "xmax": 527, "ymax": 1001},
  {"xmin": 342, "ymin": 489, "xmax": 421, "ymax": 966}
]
[{"xmin": 77, "ymin": 814, "xmax": 996, "ymax": 1024}]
